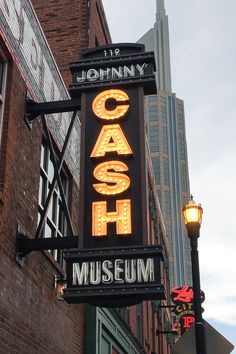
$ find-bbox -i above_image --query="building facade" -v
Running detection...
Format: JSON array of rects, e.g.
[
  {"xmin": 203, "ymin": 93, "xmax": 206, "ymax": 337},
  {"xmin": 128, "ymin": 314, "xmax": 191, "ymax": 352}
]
[
  {"xmin": 138, "ymin": 0, "xmax": 192, "ymax": 289},
  {"xmin": 0, "ymin": 1, "xmax": 172, "ymax": 353}
]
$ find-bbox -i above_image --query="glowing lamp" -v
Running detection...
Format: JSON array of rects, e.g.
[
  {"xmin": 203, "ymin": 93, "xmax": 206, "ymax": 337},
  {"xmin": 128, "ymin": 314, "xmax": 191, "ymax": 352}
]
[{"xmin": 182, "ymin": 195, "xmax": 203, "ymax": 238}]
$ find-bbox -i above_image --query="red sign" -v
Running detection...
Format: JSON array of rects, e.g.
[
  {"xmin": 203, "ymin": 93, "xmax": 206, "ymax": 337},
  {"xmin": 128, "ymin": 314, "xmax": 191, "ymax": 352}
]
[
  {"xmin": 171, "ymin": 285, "xmax": 205, "ymax": 336},
  {"xmin": 183, "ymin": 315, "xmax": 195, "ymax": 329},
  {"xmin": 172, "ymin": 285, "xmax": 194, "ymax": 303}
]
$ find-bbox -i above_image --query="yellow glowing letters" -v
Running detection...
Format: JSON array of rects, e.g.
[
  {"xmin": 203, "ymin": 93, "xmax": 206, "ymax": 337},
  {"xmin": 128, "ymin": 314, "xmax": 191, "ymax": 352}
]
[
  {"xmin": 91, "ymin": 89, "xmax": 132, "ymax": 237},
  {"xmin": 92, "ymin": 89, "xmax": 129, "ymax": 120},
  {"xmin": 93, "ymin": 161, "xmax": 130, "ymax": 195},
  {"xmin": 90, "ymin": 124, "xmax": 133, "ymax": 158},
  {"xmin": 92, "ymin": 200, "xmax": 131, "ymax": 236}
]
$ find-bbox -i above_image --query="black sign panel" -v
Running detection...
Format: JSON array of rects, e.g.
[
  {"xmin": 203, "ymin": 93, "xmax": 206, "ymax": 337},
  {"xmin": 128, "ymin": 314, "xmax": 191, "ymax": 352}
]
[
  {"xmin": 80, "ymin": 43, "xmax": 146, "ymax": 59},
  {"xmin": 70, "ymin": 43, "xmax": 156, "ymax": 94},
  {"xmin": 80, "ymin": 86, "xmax": 147, "ymax": 249},
  {"xmin": 63, "ymin": 44, "xmax": 165, "ymax": 306},
  {"xmin": 63, "ymin": 246, "xmax": 165, "ymax": 307}
]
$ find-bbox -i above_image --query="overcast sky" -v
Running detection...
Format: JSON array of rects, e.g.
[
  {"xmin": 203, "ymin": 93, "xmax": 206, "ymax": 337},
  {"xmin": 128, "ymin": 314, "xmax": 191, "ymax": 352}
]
[{"xmin": 102, "ymin": 0, "xmax": 236, "ymax": 349}]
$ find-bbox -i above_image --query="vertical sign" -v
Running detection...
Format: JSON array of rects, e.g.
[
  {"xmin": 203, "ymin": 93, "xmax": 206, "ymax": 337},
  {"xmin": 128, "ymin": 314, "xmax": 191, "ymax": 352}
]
[
  {"xmin": 81, "ymin": 86, "xmax": 147, "ymax": 249},
  {"xmin": 70, "ymin": 44, "xmax": 156, "ymax": 250},
  {"xmin": 64, "ymin": 44, "xmax": 165, "ymax": 306}
]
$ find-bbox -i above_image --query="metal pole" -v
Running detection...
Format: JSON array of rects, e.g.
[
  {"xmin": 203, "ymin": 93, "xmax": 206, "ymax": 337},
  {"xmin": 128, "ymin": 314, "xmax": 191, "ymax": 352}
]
[{"xmin": 190, "ymin": 237, "xmax": 207, "ymax": 354}]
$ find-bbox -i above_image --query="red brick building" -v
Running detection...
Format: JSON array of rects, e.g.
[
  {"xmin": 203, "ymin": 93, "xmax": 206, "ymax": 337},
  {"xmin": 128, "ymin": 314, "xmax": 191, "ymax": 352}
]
[{"xmin": 0, "ymin": 1, "xmax": 172, "ymax": 353}]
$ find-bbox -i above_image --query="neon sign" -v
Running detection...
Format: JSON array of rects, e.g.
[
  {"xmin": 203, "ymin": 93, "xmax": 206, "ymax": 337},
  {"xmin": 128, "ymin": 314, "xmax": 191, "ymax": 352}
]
[
  {"xmin": 80, "ymin": 82, "xmax": 150, "ymax": 249},
  {"xmin": 63, "ymin": 44, "xmax": 165, "ymax": 306},
  {"xmin": 171, "ymin": 285, "xmax": 205, "ymax": 335},
  {"xmin": 90, "ymin": 89, "xmax": 133, "ymax": 237}
]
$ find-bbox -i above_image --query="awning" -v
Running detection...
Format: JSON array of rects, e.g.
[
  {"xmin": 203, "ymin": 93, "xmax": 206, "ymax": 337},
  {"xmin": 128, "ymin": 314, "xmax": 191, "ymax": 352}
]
[{"xmin": 171, "ymin": 321, "xmax": 234, "ymax": 354}]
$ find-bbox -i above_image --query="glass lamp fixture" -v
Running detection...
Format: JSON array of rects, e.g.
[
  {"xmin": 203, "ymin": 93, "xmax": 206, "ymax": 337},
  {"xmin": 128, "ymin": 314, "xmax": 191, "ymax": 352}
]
[
  {"xmin": 54, "ymin": 275, "xmax": 66, "ymax": 300},
  {"xmin": 182, "ymin": 195, "xmax": 203, "ymax": 238}
]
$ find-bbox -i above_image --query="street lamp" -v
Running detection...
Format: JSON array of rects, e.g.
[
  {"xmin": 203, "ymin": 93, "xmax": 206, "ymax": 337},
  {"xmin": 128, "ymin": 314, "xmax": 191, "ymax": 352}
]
[{"xmin": 182, "ymin": 195, "xmax": 207, "ymax": 354}]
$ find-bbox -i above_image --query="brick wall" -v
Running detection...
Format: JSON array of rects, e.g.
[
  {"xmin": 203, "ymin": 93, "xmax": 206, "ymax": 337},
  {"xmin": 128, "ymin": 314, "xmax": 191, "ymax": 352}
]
[
  {"xmin": 0, "ymin": 39, "xmax": 86, "ymax": 353},
  {"xmin": 31, "ymin": 0, "xmax": 112, "ymax": 87}
]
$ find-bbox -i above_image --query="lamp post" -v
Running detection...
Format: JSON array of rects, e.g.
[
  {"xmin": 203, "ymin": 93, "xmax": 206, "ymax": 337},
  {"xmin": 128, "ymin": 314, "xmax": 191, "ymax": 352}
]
[{"xmin": 182, "ymin": 195, "xmax": 207, "ymax": 354}]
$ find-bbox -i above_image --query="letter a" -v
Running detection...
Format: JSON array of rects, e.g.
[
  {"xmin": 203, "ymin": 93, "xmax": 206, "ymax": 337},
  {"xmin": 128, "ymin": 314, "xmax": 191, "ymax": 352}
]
[{"xmin": 90, "ymin": 124, "xmax": 133, "ymax": 157}]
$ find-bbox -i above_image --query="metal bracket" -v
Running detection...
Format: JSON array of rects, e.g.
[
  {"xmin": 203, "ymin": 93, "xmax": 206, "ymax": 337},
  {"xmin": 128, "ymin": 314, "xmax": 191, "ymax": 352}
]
[
  {"xmin": 25, "ymin": 97, "xmax": 81, "ymax": 122},
  {"xmin": 15, "ymin": 230, "xmax": 78, "ymax": 261},
  {"xmin": 17, "ymin": 97, "xmax": 82, "ymax": 264},
  {"xmin": 156, "ymin": 330, "xmax": 178, "ymax": 335}
]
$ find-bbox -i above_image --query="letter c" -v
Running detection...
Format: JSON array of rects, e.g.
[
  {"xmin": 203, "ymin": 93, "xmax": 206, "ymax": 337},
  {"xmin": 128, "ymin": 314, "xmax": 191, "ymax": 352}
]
[{"xmin": 92, "ymin": 89, "xmax": 129, "ymax": 120}]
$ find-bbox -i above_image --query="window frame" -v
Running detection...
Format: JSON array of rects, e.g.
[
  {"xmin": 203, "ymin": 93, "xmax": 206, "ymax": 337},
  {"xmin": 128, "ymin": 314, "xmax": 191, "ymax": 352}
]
[{"xmin": 38, "ymin": 139, "xmax": 70, "ymax": 265}]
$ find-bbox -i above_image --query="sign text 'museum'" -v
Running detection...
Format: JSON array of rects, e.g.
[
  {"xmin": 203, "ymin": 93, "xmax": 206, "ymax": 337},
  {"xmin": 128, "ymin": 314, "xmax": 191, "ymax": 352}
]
[{"xmin": 73, "ymin": 257, "xmax": 155, "ymax": 286}]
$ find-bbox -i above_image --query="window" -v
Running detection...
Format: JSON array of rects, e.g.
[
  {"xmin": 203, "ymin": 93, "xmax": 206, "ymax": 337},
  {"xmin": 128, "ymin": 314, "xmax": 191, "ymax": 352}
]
[
  {"xmin": 162, "ymin": 127, "xmax": 168, "ymax": 153},
  {"xmin": 160, "ymin": 96, "xmax": 166, "ymax": 104},
  {"xmin": 0, "ymin": 59, "xmax": 7, "ymax": 147},
  {"xmin": 181, "ymin": 164, "xmax": 188, "ymax": 193},
  {"xmin": 149, "ymin": 126, "xmax": 159, "ymax": 152},
  {"xmin": 165, "ymin": 223, "xmax": 171, "ymax": 238},
  {"xmin": 163, "ymin": 158, "xmax": 170, "ymax": 186},
  {"xmin": 178, "ymin": 133, "xmax": 186, "ymax": 160},
  {"xmin": 116, "ymin": 307, "xmax": 129, "ymax": 323},
  {"xmin": 38, "ymin": 140, "xmax": 69, "ymax": 264},
  {"xmin": 160, "ymin": 105, "xmax": 167, "ymax": 122},
  {"xmin": 164, "ymin": 191, "xmax": 171, "ymax": 217},
  {"xmin": 177, "ymin": 102, "xmax": 183, "ymax": 111},
  {"xmin": 177, "ymin": 112, "xmax": 184, "ymax": 130},
  {"xmin": 148, "ymin": 95, "xmax": 157, "ymax": 102},
  {"xmin": 100, "ymin": 330, "xmax": 126, "ymax": 354},
  {"xmin": 101, "ymin": 336, "xmax": 110, "ymax": 354},
  {"xmin": 152, "ymin": 156, "xmax": 160, "ymax": 184},
  {"xmin": 149, "ymin": 110, "xmax": 158, "ymax": 122},
  {"xmin": 136, "ymin": 304, "xmax": 143, "ymax": 342},
  {"xmin": 149, "ymin": 105, "xmax": 157, "ymax": 112}
]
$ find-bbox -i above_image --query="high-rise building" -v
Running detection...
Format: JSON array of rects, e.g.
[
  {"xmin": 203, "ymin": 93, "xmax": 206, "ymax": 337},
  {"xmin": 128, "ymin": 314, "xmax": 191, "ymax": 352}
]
[{"xmin": 138, "ymin": 0, "xmax": 192, "ymax": 288}]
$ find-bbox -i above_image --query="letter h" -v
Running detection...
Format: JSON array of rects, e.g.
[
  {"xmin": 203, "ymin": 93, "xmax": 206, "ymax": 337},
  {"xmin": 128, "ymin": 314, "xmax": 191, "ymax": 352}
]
[{"xmin": 92, "ymin": 200, "xmax": 131, "ymax": 236}]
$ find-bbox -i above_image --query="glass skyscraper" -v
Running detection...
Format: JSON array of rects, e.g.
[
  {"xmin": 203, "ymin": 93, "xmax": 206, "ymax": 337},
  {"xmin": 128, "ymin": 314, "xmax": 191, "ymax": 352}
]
[{"xmin": 138, "ymin": 0, "xmax": 191, "ymax": 289}]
